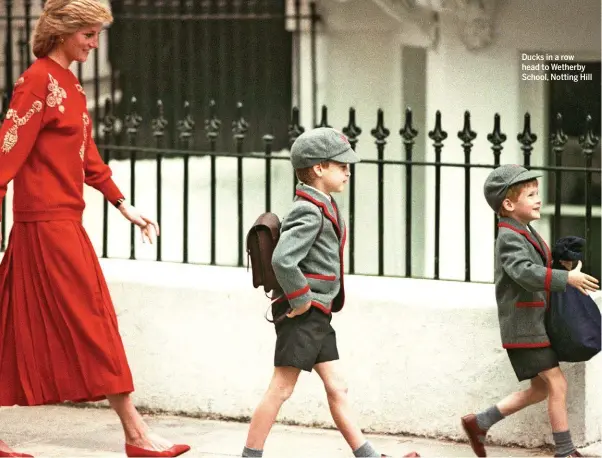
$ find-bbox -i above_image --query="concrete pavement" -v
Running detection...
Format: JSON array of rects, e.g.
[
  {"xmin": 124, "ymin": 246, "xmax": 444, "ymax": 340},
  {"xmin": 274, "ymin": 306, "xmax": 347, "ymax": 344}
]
[{"xmin": 1, "ymin": 405, "xmax": 600, "ymax": 457}]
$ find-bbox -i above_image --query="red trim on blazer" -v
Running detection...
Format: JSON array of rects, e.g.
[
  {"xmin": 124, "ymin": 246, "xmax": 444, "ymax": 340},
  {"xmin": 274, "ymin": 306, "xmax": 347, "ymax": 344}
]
[
  {"xmin": 305, "ymin": 273, "xmax": 336, "ymax": 281},
  {"xmin": 295, "ymin": 191, "xmax": 347, "ymax": 312},
  {"xmin": 544, "ymin": 267, "xmax": 552, "ymax": 293},
  {"xmin": 516, "ymin": 301, "xmax": 545, "ymax": 307},
  {"xmin": 497, "ymin": 222, "xmax": 553, "ymax": 306},
  {"xmin": 295, "ymin": 190, "xmax": 341, "ymax": 238},
  {"xmin": 311, "ymin": 300, "xmax": 332, "ymax": 314},
  {"xmin": 503, "ymin": 341, "xmax": 551, "ymax": 349},
  {"xmin": 286, "ymin": 284, "xmax": 310, "ymax": 300},
  {"xmin": 333, "ymin": 204, "xmax": 347, "ymax": 312},
  {"xmin": 498, "ymin": 222, "xmax": 546, "ymax": 260},
  {"xmin": 541, "ymin": 237, "xmax": 552, "ymax": 260},
  {"xmin": 532, "ymin": 230, "xmax": 553, "ymax": 293},
  {"xmin": 540, "ymin": 236, "xmax": 553, "ymax": 295},
  {"xmin": 532, "ymin": 232, "xmax": 554, "ymax": 312}
]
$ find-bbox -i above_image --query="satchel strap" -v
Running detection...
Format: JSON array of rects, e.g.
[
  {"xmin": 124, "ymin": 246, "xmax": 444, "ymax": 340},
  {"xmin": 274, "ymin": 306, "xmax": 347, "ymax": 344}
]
[{"xmin": 264, "ymin": 302, "xmax": 291, "ymax": 324}]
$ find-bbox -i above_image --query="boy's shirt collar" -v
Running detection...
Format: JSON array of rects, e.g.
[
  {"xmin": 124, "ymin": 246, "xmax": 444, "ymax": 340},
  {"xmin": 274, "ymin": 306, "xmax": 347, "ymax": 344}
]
[
  {"xmin": 498, "ymin": 216, "xmax": 527, "ymax": 230},
  {"xmin": 295, "ymin": 182, "xmax": 342, "ymax": 231},
  {"xmin": 299, "ymin": 182, "xmax": 331, "ymax": 201},
  {"xmin": 498, "ymin": 216, "xmax": 548, "ymax": 262}
]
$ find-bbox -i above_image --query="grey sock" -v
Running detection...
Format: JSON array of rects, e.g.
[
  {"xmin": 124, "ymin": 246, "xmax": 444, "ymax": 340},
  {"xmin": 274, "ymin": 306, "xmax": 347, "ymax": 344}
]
[
  {"xmin": 475, "ymin": 405, "xmax": 504, "ymax": 431},
  {"xmin": 353, "ymin": 441, "xmax": 380, "ymax": 457},
  {"xmin": 553, "ymin": 430, "xmax": 576, "ymax": 457},
  {"xmin": 242, "ymin": 446, "xmax": 263, "ymax": 457}
]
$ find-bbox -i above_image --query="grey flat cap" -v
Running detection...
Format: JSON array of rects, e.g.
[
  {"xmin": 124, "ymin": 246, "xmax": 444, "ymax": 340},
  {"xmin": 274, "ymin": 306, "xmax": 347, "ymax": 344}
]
[
  {"xmin": 290, "ymin": 127, "xmax": 360, "ymax": 169},
  {"xmin": 484, "ymin": 164, "xmax": 541, "ymax": 212}
]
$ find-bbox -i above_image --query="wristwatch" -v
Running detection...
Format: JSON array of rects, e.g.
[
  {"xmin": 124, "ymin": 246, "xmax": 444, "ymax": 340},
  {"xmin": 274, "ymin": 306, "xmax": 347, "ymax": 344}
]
[{"xmin": 115, "ymin": 198, "xmax": 126, "ymax": 208}]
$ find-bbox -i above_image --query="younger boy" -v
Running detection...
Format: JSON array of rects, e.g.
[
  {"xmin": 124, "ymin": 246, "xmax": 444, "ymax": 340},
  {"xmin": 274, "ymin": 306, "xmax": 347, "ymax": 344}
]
[
  {"xmin": 461, "ymin": 164, "xmax": 599, "ymax": 458},
  {"xmin": 242, "ymin": 128, "xmax": 419, "ymax": 458}
]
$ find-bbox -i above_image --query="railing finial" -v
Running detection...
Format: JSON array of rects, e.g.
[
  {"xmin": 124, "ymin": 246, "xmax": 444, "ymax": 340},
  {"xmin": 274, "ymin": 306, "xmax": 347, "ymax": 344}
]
[
  {"xmin": 371, "ymin": 108, "xmax": 390, "ymax": 145},
  {"xmin": 288, "ymin": 106, "xmax": 305, "ymax": 148},
  {"xmin": 400, "ymin": 107, "xmax": 418, "ymax": 143}
]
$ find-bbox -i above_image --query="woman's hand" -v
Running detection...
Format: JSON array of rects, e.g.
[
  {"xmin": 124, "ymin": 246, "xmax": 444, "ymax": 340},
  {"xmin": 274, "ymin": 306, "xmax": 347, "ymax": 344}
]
[{"xmin": 118, "ymin": 202, "xmax": 160, "ymax": 244}]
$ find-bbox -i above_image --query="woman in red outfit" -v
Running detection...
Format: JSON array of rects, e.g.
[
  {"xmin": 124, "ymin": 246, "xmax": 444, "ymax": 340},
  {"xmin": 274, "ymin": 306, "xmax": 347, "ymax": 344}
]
[{"xmin": 0, "ymin": 1, "xmax": 190, "ymax": 457}]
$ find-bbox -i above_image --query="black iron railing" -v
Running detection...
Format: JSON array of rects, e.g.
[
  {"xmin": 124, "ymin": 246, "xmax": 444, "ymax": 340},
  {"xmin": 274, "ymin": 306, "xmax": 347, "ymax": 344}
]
[{"xmin": 7, "ymin": 97, "xmax": 598, "ymax": 282}]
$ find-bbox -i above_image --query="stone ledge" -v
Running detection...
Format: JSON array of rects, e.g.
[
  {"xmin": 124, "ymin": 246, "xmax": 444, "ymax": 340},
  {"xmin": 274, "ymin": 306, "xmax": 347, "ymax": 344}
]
[{"xmin": 97, "ymin": 258, "xmax": 602, "ymax": 448}]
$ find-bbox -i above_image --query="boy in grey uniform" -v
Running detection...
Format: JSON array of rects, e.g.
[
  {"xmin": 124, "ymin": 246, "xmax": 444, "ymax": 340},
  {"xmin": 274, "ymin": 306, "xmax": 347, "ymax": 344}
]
[
  {"xmin": 242, "ymin": 128, "xmax": 419, "ymax": 458},
  {"xmin": 461, "ymin": 164, "xmax": 599, "ymax": 458}
]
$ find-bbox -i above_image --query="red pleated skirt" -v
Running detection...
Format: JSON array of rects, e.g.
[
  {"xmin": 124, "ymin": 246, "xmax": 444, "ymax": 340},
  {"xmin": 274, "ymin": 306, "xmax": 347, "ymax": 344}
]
[{"xmin": 0, "ymin": 220, "xmax": 134, "ymax": 406}]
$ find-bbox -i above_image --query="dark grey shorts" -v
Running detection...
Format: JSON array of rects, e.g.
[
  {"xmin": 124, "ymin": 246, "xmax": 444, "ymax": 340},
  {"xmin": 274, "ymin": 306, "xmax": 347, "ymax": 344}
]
[
  {"xmin": 506, "ymin": 346, "xmax": 560, "ymax": 382},
  {"xmin": 272, "ymin": 301, "xmax": 339, "ymax": 372}
]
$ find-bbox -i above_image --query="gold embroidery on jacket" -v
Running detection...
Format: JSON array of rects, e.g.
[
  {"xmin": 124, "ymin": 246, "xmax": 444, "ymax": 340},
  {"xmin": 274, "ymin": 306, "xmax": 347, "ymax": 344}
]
[
  {"xmin": 46, "ymin": 73, "xmax": 67, "ymax": 113},
  {"xmin": 79, "ymin": 113, "xmax": 89, "ymax": 179},
  {"xmin": 1, "ymin": 100, "xmax": 43, "ymax": 154},
  {"xmin": 75, "ymin": 84, "xmax": 85, "ymax": 95},
  {"xmin": 79, "ymin": 113, "xmax": 89, "ymax": 161}
]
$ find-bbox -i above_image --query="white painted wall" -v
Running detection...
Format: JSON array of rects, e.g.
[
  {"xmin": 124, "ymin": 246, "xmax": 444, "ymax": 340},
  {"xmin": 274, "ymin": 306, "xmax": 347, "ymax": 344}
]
[{"xmin": 5, "ymin": 255, "xmax": 593, "ymax": 448}]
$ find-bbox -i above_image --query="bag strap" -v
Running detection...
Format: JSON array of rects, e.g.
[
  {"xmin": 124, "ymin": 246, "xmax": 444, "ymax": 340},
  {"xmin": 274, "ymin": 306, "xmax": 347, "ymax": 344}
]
[
  {"xmin": 265, "ymin": 208, "xmax": 324, "ymax": 324},
  {"xmin": 265, "ymin": 302, "xmax": 290, "ymax": 324}
]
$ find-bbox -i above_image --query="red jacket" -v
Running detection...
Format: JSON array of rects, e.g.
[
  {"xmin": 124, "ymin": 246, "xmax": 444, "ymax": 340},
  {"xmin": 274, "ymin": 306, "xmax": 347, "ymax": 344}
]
[{"xmin": 0, "ymin": 57, "xmax": 123, "ymax": 223}]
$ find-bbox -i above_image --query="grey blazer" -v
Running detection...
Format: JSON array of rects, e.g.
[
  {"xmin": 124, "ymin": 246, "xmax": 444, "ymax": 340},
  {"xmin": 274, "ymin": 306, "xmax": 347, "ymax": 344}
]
[
  {"xmin": 495, "ymin": 217, "xmax": 568, "ymax": 348},
  {"xmin": 271, "ymin": 183, "xmax": 346, "ymax": 314}
]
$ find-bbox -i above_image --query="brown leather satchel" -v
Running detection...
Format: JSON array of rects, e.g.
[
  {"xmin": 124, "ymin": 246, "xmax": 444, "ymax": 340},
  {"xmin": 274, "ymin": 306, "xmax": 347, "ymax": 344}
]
[
  {"xmin": 246, "ymin": 212, "xmax": 282, "ymax": 294},
  {"xmin": 246, "ymin": 209, "xmax": 324, "ymax": 323}
]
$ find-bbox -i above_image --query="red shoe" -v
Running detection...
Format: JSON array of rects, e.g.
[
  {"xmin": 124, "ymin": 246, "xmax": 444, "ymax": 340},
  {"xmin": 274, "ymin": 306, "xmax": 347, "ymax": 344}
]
[
  {"xmin": 0, "ymin": 440, "xmax": 33, "ymax": 458},
  {"xmin": 0, "ymin": 451, "xmax": 33, "ymax": 458},
  {"xmin": 461, "ymin": 414, "xmax": 487, "ymax": 457},
  {"xmin": 125, "ymin": 444, "xmax": 191, "ymax": 457}
]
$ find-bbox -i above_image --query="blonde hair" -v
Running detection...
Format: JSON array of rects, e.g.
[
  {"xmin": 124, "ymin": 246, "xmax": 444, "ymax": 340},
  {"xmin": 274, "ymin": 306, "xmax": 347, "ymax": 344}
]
[
  {"xmin": 499, "ymin": 179, "xmax": 538, "ymax": 217},
  {"xmin": 32, "ymin": 0, "xmax": 113, "ymax": 58}
]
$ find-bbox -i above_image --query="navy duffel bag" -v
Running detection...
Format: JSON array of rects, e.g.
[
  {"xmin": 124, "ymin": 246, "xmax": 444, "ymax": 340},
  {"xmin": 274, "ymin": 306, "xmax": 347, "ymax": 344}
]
[
  {"xmin": 546, "ymin": 285, "xmax": 601, "ymax": 362},
  {"xmin": 545, "ymin": 235, "xmax": 601, "ymax": 362}
]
